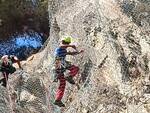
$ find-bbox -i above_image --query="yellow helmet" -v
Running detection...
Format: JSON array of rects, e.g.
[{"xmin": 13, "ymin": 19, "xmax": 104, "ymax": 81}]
[{"xmin": 62, "ymin": 36, "xmax": 71, "ymax": 43}]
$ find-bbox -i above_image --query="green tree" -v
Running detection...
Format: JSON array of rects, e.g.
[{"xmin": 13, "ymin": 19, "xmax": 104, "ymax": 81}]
[{"xmin": 0, "ymin": 0, "xmax": 49, "ymax": 40}]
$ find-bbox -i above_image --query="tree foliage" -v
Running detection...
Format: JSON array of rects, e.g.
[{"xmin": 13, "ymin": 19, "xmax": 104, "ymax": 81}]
[{"xmin": 0, "ymin": 0, "xmax": 49, "ymax": 40}]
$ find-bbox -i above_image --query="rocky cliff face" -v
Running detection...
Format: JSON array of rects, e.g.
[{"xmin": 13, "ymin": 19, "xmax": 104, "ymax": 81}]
[
  {"xmin": 46, "ymin": 0, "xmax": 150, "ymax": 112},
  {"xmin": 0, "ymin": 0, "xmax": 150, "ymax": 113}
]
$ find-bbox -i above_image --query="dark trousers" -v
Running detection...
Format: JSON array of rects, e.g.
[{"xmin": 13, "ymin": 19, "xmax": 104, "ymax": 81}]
[{"xmin": 0, "ymin": 72, "xmax": 9, "ymax": 87}]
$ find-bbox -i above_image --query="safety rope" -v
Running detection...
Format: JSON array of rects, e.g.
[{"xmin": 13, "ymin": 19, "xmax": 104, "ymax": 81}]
[
  {"xmin": 45, "ymin": 82, "xmax": 53, "ymax": 113},
  {"xmin": 5, "ymin": 72, "xmax": 15, "ymax": 113}
]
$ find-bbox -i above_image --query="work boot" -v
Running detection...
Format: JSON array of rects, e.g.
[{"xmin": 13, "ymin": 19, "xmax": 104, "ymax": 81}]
[
  {"xmin": 65, "ymin": 76, "xmax": 75, "ymax": 84},
  {"xmin": 54, "ymin": 100, "xmax": 65, "ymax": 107}
]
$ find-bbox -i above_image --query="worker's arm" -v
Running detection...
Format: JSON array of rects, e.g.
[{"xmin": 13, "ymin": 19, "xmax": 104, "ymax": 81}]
[
  {"xmin": 12, "ymin": 56, "xmax": 23, "ymax": 69},
  {"xmin": 67, "ymin": 50, "xmax": 84, "ymax": 55},
  {"xmin": 61, "ymin": 45, "xmax": 77, "ymax": 50}
]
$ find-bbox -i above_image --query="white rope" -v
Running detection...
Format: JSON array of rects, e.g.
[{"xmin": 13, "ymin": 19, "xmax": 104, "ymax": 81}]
[{"xmin": 7, "ymin": 73, "xmax": 15, "ymax": 113}]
